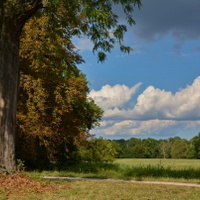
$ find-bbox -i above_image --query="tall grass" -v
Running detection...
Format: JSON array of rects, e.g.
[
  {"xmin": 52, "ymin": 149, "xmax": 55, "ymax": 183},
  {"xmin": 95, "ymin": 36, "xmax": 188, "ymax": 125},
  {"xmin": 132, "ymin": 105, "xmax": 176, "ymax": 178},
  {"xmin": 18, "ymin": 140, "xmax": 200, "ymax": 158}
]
[
  {"xmin": 123, "ymin": 164, "xmax": 200, "ymax": 180},
  {"xmin": 115, "ymin": 159, "xmax": 200, "ymax": 180}
]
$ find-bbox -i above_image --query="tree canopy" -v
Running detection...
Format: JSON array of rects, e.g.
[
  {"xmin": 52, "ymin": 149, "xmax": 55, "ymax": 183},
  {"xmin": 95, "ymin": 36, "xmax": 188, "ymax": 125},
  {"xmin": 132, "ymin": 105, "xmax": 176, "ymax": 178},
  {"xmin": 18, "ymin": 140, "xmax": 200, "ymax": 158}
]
[
  {"xmin": 43, "ymin": 0, "xmax": 142, "ymax": 61},
  {"xmin": 0, "ymin": 0, "xmax": 142, "ymax": 171},
  {"xmin": 16, "ymin": 14, "xmax": 103, "ymax": 168}
]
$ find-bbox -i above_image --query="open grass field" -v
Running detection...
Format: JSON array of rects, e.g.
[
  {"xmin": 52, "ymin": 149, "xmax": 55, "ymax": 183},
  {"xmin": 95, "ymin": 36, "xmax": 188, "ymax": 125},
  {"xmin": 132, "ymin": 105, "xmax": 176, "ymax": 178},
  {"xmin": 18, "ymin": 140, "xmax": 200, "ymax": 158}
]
[
  {"xmin": 114, "ymin": 159, "xmax": 200, "ymax": 169},
  {"xmin": 1, "ymin": 159, "xmax": 200, "ymax": 199}
]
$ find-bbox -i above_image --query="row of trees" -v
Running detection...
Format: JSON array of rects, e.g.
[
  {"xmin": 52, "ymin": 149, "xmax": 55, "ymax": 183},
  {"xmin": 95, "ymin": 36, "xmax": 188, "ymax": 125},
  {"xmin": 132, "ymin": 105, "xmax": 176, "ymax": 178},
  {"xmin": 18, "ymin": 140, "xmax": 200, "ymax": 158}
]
[
  {"xmin": 58, "ymin": 133, "xmax": 200, "ymax": 165},
  {"xmin": 113, "ymin": 133, "xmax": 200, "ymax": 159}
]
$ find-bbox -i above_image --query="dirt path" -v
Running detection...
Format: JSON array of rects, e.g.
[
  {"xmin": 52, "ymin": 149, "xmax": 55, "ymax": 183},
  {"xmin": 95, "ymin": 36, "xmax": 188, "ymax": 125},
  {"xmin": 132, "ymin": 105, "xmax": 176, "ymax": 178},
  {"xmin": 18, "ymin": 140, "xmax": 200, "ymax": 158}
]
[{"xmin": 44, "ymin": 176, "xmax": 200, "ymax": 188}]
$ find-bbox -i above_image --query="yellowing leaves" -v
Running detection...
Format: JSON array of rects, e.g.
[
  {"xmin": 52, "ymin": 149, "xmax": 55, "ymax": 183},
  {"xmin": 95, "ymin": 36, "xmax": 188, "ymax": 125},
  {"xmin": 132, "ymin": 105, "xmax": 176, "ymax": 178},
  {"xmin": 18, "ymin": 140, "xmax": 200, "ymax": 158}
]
[{"xmin": 17, "ymin": 14, "xmax": 102, "ymax": 166}]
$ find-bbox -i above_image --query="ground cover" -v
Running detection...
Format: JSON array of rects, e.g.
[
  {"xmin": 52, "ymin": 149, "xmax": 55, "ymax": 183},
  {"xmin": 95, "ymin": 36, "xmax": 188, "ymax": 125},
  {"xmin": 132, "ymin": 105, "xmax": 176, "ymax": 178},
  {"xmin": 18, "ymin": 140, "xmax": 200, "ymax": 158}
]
[
  {"xmin": 0, "ymin": 174, "xmax": 200, "ymax": 200},
  {"xmin": 0, "ymin": 173, "xmax": 70, "ymax": 199},
  {"xmin": 1, "ymin": 159, "xmax": 200, "ymax": 199}
]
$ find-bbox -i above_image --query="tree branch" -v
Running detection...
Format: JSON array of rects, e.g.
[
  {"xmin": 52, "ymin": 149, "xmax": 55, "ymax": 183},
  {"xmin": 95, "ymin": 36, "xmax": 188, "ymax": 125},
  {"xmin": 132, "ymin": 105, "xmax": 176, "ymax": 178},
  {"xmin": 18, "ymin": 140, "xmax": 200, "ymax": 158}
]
[{"xmin": 16, "ymin": 0, "xmax": 43, "ymax": 35}]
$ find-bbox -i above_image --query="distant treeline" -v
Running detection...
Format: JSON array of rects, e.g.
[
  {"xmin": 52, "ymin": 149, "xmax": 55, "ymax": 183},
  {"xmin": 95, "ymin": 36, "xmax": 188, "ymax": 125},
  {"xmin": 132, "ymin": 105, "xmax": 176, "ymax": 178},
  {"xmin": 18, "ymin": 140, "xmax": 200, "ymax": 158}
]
[{"xmin": 112, "ymin": 132, "xmax": 200, "ymax": 159}]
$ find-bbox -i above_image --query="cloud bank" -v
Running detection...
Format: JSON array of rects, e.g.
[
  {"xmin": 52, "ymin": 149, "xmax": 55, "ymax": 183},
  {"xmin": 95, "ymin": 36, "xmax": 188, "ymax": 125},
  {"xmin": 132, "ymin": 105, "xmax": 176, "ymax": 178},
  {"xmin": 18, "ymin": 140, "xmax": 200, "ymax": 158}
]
[
  {"xmin": 89, "ymin": 76, "xmax": 200, "ymax": 138},
  {"xmin": 76, "ymin": 0, "xmax": 200, "ymax": 52},
  {"xmin": 132, "ymin": 0, "xmax": 200, "ymax": 42}
]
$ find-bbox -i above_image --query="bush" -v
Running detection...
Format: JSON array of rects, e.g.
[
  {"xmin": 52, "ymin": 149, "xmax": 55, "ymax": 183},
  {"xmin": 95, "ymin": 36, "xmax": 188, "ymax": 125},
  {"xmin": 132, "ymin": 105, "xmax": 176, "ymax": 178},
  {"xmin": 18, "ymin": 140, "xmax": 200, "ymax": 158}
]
[{"xmin": 79, "ymin": 138, "xmax": 119, "ymax": 163}]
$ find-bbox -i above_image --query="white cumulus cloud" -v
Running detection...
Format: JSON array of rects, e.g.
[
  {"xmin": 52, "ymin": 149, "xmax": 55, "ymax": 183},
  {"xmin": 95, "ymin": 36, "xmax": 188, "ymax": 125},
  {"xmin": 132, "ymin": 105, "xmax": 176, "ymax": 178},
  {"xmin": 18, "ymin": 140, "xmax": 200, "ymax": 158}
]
[
  {"xmin": 104, "ymin": 76, "xmax": 200, "ymax": 121},
  {"xmin": 92, "ymin": 120, "xmax": 177, "ymax": 136},
  {"xmin": 91, "ymin": 119, "xmax": 200, "ymax": 138},
  {"xmin": 90, "ymin": 76, "xmax": 200, "ymax": 138},
  {"xmin": 88, "ymin": 83, "xmax": 142, "ymax": 110}
]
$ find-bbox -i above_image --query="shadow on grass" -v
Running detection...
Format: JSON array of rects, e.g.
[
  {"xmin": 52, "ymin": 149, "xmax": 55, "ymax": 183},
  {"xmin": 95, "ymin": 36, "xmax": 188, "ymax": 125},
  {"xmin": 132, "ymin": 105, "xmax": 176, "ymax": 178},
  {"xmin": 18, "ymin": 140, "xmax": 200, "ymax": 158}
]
[
  {"xmin": 60, "ymin": 162, "xmax": 121, "ymax": 179},
  {"xmin": 56, "ymin": 162, "xmax": 200, "ymax": 180}
]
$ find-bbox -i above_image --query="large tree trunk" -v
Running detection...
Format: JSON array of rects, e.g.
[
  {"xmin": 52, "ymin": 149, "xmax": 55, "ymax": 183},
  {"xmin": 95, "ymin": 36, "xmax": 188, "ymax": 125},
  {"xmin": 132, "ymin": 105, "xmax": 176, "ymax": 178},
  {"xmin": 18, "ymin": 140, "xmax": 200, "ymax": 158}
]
[
  {"xmin": 0, "ymin": 1, "xmax": 43, "ymax": 172},
  {"xmin": 0, "ymin": 19, "xmax": 20, "ymax": 172}
]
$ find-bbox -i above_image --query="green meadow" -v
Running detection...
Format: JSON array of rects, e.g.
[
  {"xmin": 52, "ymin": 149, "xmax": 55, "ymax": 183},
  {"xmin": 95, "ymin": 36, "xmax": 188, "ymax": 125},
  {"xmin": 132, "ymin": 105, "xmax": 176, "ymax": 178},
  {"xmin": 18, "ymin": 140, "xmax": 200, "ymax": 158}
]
[
  {"xmin": 113, "ymin": 159, "xmax": 200, "ymax": 182},
  {"xmin": 115, "ymin": 158, "xmax": 200, "ymax": 169}
]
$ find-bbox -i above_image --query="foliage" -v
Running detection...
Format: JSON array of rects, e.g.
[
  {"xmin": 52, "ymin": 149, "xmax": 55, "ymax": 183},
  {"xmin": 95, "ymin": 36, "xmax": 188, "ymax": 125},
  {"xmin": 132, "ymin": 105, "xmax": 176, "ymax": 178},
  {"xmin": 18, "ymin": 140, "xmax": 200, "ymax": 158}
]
[
  {"xmin": 191, "ymin": 132, "xmax": 200, "ymax": 159},
  {"xmin": 15, "ymin": 0, "xmax": 143, "ymax": 169},
  {"xmin": 0, "ymin": 0, "xmax": 142, "ymax": 171},
  {"xmin": 16, "ymin": 15, "xmax": 103, "ymax": 168},
  {"xmin": 143, "ymin": 138, "xmax": 160, "ymax": 158},
  {"xmin": 114, "ymin": 133, "xmax": 200, "ymax": 159},
  {"xmin": 78, "ymin": 138, "xmax": 119, "ymax": 163},
  {"xmin": 170, "ymin": 137, "xmax": 189, "ymax": 159},
  {"xmin": 159, "ymin": 139, "xmax": 171, "ymax": 159},
  {"xmin": 35, "ymin": 0, "xmax": 142, "ymax": 61}
]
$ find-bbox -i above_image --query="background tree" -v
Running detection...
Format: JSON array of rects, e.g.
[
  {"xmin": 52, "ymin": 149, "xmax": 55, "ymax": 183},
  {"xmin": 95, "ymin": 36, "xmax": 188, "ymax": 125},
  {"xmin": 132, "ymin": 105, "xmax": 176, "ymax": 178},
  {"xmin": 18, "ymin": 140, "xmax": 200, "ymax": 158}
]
[
  {"xmin": 186, "ymin": 140, "xmax": 196, "ymax": 159},
  {"xmin": 191, "ymin": 133, "xmax": 200, "ymax": 159},
  {"xmin": 79, "ymin": 138, "xmax": 118, "ymax": 163},
  {"xmin": 0, "ymin": 0, "xmax": 142, "ymax": 171},
  {"xmin": 113, "ymin": 135, "xmax": 200, "ymax": 159},
  {"xmin": 143, "ymin": 138, "xmax": 160, "ymax": 158},
  {"xmin": 170, "ymin": 137, "xmax": 189, "ymax": 159},
  {"xmin": 131, "ymin": 143, "xmax": 146, "ymax": 158},
  {"xmin": 159, "ymin": 139, "xmax": 171, "ymax": 159},
  {"xmin": 110, "ymin": 141, "xmax": 123, "ymax": 158},
  {"xmin": 113, "ymin": 139, "xmax": 128, "ymax": 158},
  {"xmin": 115, "ymin": 138, "xmax": 146, "ymax": 158},
  {"xmin": 126, "ymin": 138, "xmax": 142, "ymax": 158}
]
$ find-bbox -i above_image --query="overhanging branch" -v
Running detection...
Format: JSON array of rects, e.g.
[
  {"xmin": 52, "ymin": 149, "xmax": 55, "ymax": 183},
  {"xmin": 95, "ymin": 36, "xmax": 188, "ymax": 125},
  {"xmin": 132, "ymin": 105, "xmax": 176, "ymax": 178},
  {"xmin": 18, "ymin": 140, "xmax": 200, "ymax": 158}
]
[{"xmin": 16, "ymin": 0, "xmax": 43, "ymax": 35}]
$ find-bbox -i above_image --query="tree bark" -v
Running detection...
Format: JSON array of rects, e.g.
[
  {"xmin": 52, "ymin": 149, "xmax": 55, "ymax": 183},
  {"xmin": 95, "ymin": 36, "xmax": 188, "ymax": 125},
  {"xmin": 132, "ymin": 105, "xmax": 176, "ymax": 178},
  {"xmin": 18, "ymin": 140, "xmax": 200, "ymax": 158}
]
[
  {"xmin": 0, "ymin": 1, "xmax": 43, "ymax": 172},
  {"xmin": 0, "ymin": 19, "xmax": 19, "ymax": 172}
]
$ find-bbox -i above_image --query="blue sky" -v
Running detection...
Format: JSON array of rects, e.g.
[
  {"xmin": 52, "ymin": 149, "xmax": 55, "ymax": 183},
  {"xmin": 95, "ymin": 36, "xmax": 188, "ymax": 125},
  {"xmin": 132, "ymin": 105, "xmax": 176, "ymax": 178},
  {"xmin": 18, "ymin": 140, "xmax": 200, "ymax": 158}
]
[{"xmin": 75, "ymin": 0, "xmax": 200, "ymax": 140}]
